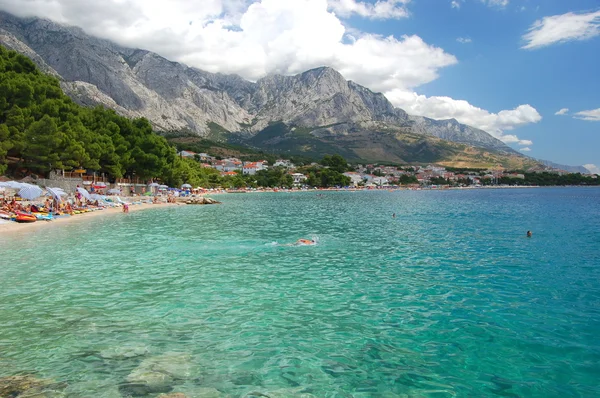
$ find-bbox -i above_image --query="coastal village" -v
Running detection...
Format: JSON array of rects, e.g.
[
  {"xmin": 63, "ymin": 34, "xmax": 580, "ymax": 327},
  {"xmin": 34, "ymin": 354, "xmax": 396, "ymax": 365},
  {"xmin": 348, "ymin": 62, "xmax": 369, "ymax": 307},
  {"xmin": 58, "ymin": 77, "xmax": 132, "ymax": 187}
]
[{"xmin": 177, "ymin": 150, "xmax": 597, "ymax": 188}]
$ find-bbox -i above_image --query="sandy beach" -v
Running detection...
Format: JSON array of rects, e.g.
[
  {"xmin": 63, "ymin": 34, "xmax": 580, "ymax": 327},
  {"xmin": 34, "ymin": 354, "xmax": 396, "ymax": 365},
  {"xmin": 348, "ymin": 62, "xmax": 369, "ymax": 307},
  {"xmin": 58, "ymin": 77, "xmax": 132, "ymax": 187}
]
[{"xmin": 0, "ymin": 201, "xmax": 181, "ymax": 237}]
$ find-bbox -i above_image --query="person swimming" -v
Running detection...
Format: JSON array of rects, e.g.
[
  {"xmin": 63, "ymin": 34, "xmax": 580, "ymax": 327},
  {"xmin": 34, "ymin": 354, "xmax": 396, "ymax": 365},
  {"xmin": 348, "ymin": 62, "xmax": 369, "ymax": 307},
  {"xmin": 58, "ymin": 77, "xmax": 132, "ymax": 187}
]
[
  {"xmin": 527, "ymin": 230, "xmax": 532, "ymax": 237},
  {"xmin": 296, "ymin": 238, "xmax": 316, "ymax": 245}
]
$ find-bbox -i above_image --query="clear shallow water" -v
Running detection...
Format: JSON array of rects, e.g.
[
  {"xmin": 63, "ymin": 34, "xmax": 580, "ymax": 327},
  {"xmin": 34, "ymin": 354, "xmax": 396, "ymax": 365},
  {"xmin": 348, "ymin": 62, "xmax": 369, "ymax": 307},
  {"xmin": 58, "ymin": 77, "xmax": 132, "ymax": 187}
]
[{"xmin": 1, "ymin": 188, "xmax": 599, "ymax": 397}]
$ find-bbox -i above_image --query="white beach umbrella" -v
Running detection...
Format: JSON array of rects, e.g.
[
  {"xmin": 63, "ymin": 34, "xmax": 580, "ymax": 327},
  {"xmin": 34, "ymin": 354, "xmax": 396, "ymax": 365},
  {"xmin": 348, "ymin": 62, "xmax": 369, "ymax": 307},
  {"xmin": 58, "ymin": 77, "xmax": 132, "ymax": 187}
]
[
  {"xmin": 77, "ymin": 187, "xmax": 92, "ymax": 201},
  {"xmin": 46, "ymin": 187, "xmax": 67, "ymax": 201},
  {"xmin": 89, "ymin": 193, "xmax": 105, "ymax": 201},
  {"xmin": 148, "ymin": 182, "xmax": 160, "ymax": 187},
  {"xmin": 107, "ymin": 188, "xmax": 121, "ymax": 195},
  {"xmin": 0, "ymin": 181, "xmax": 24, "ymax": 189},
  {"xmin": 181, "ymin": 183, "xmax": 192, "ymax": 189},
  {"xmin": 18, "ymin": 184, "xmax": 43, "ymax": 200}
]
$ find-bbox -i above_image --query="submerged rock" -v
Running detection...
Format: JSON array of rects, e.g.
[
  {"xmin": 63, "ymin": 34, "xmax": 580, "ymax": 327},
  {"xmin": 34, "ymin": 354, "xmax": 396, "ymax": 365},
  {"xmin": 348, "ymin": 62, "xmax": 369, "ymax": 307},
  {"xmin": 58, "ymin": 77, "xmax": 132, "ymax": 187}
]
[
  {"xmin": 0, "ymin": 375, "xmax": 66, "ymax": 397},
  {"xmin": 99, "ymin": 343, "xmax": 150, "ymax": 360},
  {"xmin": 124, "ymin": 352, "xmax": 193, "ymax": 394},
  {"xmin": 63, "ymin": 380, "xmax": 121, "ymax": 398},
  {"xmin": 242, "ymin": 388, "xmax": 316, "ymax": 398}
]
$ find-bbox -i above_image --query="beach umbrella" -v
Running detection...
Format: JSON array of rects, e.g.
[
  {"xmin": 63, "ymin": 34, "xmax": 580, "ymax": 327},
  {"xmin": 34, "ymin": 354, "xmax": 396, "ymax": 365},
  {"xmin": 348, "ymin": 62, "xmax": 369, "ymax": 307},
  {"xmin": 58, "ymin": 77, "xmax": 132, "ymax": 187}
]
[
  {"xmin": 90, "ymin": 193, "xmax": 105, "ymax": 201},
  {"xmin": 93, "ymin": 182, "xmax": 107, "ymax": 188},
  {"xmin": 0, "ymin": 181, "xmax": 24, "ymax": 189},
  {"xmin": 148, "ymin": 182, "xmax": 160, "ymax": 187},
  {"xmin": 77, "ymin": 187, "xmax": 92, "ymax": 201},
  {"xmin": 159, "ymin": 184, "xmax": 168, "ymax": 189},
  {"xmin": 107, "ymin": 188, "xmax": 121, "ymax": 195},
  {"xmin": 18, "ymin": 184, "xmax": 43, "ymax": 200},
  {"xmin": 46, "ymin": 187, "xmax": 67, "ymax": 201},
  {"xmin": 82, "ymin": 181, "xmax": 92, "ymax": 185},
  {"xmin": 181, "ymin": 183, "xmax": 192, "ymax": 189}
]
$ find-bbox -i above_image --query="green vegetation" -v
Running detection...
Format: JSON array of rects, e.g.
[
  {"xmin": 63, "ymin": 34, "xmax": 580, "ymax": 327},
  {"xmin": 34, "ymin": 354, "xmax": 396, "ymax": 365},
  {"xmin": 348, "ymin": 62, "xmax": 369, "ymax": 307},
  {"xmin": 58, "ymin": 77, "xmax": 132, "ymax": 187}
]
[
  {"xmin": 0, "ymin": 47, "xmax": 351, "ymax": 188},
  {"xmin": 320, "ymin": 154, "xmax": 350, "ymax": 173},
  {"xmin": 0, "ymin": 46, "xmax": 175, "ymax": 180},
  {"xmin": 498, "ymin": 172, "xmax": 600, "ymax": 186}
]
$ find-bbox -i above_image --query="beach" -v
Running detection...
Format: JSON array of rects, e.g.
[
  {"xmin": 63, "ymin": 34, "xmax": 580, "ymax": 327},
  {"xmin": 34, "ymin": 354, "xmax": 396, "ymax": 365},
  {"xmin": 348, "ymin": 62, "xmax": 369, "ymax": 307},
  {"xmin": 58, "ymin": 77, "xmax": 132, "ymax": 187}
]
[{"xmin": 0, "ymin": 200, "xmax": 180, "ymax": 237}]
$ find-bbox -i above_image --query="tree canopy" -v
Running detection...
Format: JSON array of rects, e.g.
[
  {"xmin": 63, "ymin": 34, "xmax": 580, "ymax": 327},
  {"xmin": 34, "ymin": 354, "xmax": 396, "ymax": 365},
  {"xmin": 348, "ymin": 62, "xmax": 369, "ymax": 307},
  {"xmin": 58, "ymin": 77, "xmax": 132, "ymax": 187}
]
[{"xmin": 0, "ymin": 45, "xmax": 178, "ymax": 180}]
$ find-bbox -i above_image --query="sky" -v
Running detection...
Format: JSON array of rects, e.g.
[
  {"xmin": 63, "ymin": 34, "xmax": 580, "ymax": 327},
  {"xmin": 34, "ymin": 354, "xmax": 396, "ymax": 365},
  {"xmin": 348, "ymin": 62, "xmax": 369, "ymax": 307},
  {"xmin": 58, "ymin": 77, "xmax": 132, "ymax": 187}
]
[{"xmin": 0, "ymin": 0, "xmax": 598, "ymax": 171}]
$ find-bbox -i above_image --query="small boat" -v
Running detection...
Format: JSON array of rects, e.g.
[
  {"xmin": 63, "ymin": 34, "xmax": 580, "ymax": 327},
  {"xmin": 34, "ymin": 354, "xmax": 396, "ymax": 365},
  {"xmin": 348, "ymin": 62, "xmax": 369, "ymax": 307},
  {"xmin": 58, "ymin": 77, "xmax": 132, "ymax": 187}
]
[{"xmin": 15, "ymin": 212, "xmax": 37, "ymax": 223}]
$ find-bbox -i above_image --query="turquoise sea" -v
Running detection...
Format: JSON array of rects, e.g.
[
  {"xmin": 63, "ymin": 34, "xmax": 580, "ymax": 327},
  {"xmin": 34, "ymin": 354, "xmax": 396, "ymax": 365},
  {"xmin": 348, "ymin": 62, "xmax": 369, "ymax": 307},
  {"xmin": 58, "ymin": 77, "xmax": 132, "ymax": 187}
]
[{"xmin": 1, "ymin": 188, "xmax": 599, "ymax": 397}]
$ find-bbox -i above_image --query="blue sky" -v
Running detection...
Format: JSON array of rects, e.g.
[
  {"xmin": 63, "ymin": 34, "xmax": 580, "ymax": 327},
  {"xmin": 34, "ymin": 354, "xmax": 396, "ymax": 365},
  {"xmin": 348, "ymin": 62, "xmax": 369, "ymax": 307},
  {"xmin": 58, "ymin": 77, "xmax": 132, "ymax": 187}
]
[
  {"xmin": 2, "ymin": 0, "xmax": 599, "ymax": 170},
  {"xmin": 357, "ymin": 0, "xmax": 599, "ymax": 170}
]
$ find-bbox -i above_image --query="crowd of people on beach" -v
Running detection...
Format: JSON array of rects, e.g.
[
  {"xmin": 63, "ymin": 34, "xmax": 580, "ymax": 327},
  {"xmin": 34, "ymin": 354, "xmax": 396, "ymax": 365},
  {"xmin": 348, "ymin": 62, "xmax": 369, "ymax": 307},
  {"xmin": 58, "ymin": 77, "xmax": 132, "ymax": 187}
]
[{"xmin": 0, "ymin": 183, "xmax": 172, "ymax": 224}]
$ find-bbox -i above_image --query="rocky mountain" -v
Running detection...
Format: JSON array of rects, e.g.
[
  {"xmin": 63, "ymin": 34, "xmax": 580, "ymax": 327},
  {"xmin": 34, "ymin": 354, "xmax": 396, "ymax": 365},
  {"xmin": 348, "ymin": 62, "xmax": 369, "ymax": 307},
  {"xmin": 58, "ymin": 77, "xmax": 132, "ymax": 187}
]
[
  {"xmin": 537, "ymin": 160, "xmax": 590, "ymax": 174},
  {"xmin": 0, "ymin": 11, "xmax": 526, "ymax": 165}
]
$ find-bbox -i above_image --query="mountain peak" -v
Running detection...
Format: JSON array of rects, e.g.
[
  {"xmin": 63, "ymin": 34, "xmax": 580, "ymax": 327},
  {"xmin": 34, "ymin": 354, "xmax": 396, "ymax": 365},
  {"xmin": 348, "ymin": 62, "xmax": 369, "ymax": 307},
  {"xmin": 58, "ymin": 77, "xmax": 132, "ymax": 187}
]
[{"xmin": 0, "ymin": 10, "xmax": 520, "ymax": 160}]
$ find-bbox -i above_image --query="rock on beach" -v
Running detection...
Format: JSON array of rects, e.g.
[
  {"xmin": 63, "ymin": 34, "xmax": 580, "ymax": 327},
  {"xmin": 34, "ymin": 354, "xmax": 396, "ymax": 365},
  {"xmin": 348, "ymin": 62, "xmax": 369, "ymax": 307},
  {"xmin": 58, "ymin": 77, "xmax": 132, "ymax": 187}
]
[{"xmin": 185, "ymin": 197, "xmax": 221, "ymax": 205}]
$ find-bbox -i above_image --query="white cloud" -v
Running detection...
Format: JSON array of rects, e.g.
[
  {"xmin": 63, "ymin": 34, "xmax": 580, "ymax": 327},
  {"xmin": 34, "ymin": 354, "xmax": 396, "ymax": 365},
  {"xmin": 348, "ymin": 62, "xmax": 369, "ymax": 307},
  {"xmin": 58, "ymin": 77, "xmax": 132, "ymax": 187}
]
[
  {"xmin": 451, "ymin": 1, "xmax": 461, "ymax": 9},
  {"xmin": 573, "ymin": 108, "xmax": 600, "ymax": 121},
  {"xmin": 519, "ymin": 147, "xmax": 531, "ymax": 152},
  {"xmin": 584, "ymin": 164, "xmax": 600, "ymax": 174},
  {"xmin": 0, "ymin": 0, "xmax": 453, "ymax": 86},
  {"xmin": 456, "ymin": 37, "xmax": 472, "ymax": 43},
  {"xmin": 0, "ymin": 0, "xmax": 537, "ymax": 145},
  {"xmin": 555, "ymin": 108, "xmax": 569, "ymax": 115},
  {"xmin": 328, "ymin": 0, "xmax": 410, "ymax": 19},
  {"xmin": 481, "ymin": 0, "xmax": 508, "ymax": 8},
  {"xmin": 518, "ymin": 139, "xmax": 533, "ymax": 146},
  {"xmin": 385, "ymin": 89, "xmax": 541, "ymax": 143},
  {"xmin": 522, "ymin": 10, "xmax": 600, "ymax": 50}
]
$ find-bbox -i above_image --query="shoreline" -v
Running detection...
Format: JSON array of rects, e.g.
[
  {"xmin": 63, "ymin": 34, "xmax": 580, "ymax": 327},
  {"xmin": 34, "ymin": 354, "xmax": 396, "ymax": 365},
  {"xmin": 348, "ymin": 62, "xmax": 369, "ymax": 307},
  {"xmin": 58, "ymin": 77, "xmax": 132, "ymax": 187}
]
[{"xmin": 0, "ymin": 201, "xmax": 180, "ymax": 237}]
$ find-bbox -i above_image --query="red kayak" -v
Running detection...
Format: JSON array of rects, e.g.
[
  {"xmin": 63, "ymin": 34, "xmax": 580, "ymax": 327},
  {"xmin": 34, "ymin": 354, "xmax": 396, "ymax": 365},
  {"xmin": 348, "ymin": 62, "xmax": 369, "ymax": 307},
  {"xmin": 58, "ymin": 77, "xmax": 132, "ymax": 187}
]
[{"xmin": 15, "ymin": 212, "xmax": 37, "ymax": 223}]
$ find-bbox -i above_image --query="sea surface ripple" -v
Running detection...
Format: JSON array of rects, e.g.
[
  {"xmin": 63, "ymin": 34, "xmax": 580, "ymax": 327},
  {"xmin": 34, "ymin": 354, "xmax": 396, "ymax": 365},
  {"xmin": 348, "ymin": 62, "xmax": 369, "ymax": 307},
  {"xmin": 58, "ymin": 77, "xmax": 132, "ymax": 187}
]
[{"xmin": 1, "ymin": 188, "xmax": 599, "ymax": 397}]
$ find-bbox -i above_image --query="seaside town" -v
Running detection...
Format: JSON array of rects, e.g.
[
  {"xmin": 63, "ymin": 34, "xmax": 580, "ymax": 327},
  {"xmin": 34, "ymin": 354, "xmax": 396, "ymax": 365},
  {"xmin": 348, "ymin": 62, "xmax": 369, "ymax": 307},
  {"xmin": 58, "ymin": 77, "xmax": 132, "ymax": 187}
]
[
  {"xmin": 2, "ymin": 151, "xmax": 600, "ymax": 223},
  {"xmin": 177, "ymin": 150, "xmax": 598, "ymax": 188}
]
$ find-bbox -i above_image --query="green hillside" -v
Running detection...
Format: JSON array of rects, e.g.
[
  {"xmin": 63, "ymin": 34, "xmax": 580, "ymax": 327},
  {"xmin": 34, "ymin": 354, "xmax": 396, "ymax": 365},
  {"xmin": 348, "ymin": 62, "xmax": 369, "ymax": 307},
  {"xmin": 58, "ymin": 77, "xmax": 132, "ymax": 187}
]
[{"xmin": 0, "ymin": 45, "xmax": 219, "ymax": 187}]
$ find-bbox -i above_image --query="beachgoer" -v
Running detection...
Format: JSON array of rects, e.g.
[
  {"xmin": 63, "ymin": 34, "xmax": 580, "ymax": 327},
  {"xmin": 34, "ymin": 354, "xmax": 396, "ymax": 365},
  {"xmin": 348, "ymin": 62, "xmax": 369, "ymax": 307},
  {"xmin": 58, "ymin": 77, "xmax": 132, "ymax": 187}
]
[
  {"xmin": 296, "ymin": 238, "xmax": 316, "ymax": 245},
  {"xmin": 123, "ymin": 203, "xmax": 129, "ymax": 213},
  {"xmin": 527, "ymin": 230, "xmax": 532, "ymax": 237},
  {"xmin": 392, "ymin": 213, "xmax": 396, "ymax": 218}
]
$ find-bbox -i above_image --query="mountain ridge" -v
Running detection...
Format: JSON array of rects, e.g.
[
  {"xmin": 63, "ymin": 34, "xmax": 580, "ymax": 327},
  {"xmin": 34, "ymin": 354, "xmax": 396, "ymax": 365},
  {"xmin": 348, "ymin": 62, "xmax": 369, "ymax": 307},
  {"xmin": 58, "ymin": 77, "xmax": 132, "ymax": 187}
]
[{"xmin": 0, "ymin": 10, "xmax": 544, "ymax": 168}]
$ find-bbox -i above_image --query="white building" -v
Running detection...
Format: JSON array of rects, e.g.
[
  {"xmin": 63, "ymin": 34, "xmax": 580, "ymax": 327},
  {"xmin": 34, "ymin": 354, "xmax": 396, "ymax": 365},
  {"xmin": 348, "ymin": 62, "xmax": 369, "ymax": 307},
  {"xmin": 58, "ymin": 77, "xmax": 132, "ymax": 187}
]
[
  {"xmin": 179, "ymin": 150, "xmax": 196, "ymax": 158},
  {"xmin": 291, "ymin": 173, "xmax": 307, "ymax": 185},
  {"xmin": 343, "ymin": 172, "xmax": 364, "ymax": 186},
  {"xmin": 274, "ymin": 159, "xmax": 295, "ymax": 168}
]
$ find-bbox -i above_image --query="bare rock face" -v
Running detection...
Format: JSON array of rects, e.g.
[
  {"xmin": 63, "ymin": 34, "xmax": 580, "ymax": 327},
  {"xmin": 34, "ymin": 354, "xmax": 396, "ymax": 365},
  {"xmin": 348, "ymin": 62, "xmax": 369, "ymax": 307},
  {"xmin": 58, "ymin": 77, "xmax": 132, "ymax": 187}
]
[
  {"xmin": 408, "ymin": 115, "xmax": 516, "ymax": 154},
  {"xmin": 0, "ymin": 11, "xmax": 515, "ymax": 154}
]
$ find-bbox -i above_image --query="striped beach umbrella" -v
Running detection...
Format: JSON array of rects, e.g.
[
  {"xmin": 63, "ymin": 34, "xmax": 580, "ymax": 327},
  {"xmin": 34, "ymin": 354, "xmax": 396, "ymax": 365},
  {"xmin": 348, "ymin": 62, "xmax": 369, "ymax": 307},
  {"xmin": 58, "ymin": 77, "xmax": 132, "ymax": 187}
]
[{"xmin": 18, "ymin": 184, "xmax": 43, "ymax": 200}]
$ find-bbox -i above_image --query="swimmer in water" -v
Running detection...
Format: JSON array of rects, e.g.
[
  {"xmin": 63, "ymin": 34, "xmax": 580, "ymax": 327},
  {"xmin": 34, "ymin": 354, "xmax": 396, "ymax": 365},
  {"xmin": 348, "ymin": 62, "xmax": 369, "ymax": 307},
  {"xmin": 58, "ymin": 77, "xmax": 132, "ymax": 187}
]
[
  {"xmin": 296, "ymin": 238, "xmax": 316, "ymax": 245},
  {"xmin": 526, "ymin": 230, "xmax": 532, "ymax": 237}
]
